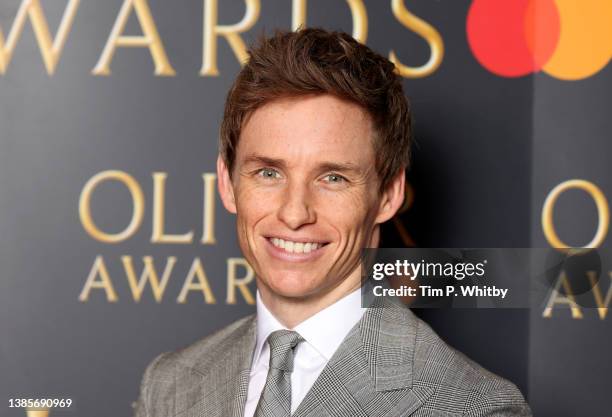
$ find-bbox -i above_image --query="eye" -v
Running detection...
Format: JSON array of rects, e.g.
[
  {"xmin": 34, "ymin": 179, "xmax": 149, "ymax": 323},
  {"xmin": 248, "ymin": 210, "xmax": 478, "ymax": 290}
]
[
  {"xmin": 257, "ymin": 168, "xmax": 281, "ymax": 179},
  {"xmin": 323, "ymin": 173, "xmax": 347, "ymax": 184}
]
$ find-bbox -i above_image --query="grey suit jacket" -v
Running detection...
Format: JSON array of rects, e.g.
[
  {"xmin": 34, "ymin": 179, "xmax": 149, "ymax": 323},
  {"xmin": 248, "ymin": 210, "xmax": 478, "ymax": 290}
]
[{"xmin": 133, "ymin": 299, "xmax": 532, "ymax": 416}]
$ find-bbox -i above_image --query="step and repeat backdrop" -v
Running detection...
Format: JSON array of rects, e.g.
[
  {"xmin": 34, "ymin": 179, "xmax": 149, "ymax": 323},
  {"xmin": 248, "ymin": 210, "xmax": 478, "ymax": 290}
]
[{"xmin": 1, "ymin": 1, "xmax": 610, "ymax": 416}]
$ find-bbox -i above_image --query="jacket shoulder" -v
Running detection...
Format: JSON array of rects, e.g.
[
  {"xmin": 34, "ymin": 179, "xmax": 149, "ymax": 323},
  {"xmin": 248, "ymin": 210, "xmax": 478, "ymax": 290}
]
[
  {"xmin": 411, "ymin": 313, "xmax": 531, "ymax": 415},
  {"xmin": 173, "ymin": 313, "xmax": 256, "ymax": 371},
  {"xmin": 144, "ymin": 313, "xmax": 255, "ymax": 376},
  {"xmin": 133, "ymin": 314, "xmax": 255, "ymax": 417}
]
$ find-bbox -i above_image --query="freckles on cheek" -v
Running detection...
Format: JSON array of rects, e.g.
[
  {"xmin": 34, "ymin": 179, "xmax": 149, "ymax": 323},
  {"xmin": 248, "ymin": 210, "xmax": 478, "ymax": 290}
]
[
  {"xmin": 330, "ymin": 188, "xmax": 370, "ymax": 215},
  {"xmin": 235, "ymin": 186, "xmax": 280, "ymax": 235},
  {"xmin": 320, "ymin": 191, "xmax": 370, "ymax": 242}
]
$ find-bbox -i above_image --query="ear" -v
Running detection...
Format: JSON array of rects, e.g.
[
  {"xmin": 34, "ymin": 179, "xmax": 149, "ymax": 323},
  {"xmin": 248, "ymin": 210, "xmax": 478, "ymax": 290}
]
[
  {"xmin": 374, "ymin": 169, "xmax": 406, "ymax": 224},
  {"xmin": 217, "ymin": 155, "xmax": 237, "ymax": 214}
]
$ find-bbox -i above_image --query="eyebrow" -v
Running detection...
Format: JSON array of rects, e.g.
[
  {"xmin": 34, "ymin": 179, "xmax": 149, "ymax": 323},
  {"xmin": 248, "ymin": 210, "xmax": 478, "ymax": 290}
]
[
  {"xmin": 242, "ymin": 154, "xmax": 365, "ymax": 175},
  {"xmin": 317, "ymin": 161, "xmax": 364, "ymax": 175},
  {"xmin": 242, "ymin": 154, "xmax": 287, "ymax": 169}
]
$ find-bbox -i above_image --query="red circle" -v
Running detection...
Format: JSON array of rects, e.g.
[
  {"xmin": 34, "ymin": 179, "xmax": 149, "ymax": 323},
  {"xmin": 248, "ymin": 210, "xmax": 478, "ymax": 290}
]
[{"xmin": 467, "ymin": 0, "xmax": 560, "ymax": 77}]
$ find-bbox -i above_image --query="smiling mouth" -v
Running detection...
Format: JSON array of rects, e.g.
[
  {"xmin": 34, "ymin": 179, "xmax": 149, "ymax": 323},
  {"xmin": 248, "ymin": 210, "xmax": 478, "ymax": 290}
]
[{"xmin": 267, "ymin": 237, "xmax": 329, "ymax": 254}]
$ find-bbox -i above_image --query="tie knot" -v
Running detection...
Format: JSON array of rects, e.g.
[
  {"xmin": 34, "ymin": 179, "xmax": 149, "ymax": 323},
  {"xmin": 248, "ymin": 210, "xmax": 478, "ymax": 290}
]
[{"xmin": 266, "ymin": 329, "xmax": 303, "ymax": 371}]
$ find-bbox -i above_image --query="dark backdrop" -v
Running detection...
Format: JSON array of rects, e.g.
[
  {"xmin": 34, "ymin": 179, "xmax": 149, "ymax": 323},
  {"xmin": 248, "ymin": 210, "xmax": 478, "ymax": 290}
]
[{"xmin": 1, "ymin": 1, "xmax": 610, "ymax": 416}]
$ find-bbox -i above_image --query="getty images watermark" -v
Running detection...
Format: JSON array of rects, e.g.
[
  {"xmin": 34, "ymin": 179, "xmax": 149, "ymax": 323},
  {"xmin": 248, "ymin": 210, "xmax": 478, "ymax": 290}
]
[{"xmin": 361, "ymin": 248, "xmax": 612, "ymax": 309}]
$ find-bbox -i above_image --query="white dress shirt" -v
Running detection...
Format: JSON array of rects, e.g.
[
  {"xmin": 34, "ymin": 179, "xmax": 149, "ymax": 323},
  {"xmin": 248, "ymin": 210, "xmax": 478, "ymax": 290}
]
[{"xmin": 243, "ymin": 288, "xmax": 366, "ymax": 417}]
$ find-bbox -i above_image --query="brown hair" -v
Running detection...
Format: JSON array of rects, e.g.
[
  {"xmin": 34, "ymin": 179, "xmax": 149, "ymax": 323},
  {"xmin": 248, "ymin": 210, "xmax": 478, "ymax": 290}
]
[{"xmin": 220, "ymin": 28, "xmax": 412, "ymax": 191}]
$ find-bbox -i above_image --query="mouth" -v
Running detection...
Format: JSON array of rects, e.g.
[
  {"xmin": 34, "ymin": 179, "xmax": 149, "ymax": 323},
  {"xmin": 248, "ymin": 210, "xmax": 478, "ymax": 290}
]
[{"xmin": 263, "ymin": 236, "xmax": 330, "ymax": 260}]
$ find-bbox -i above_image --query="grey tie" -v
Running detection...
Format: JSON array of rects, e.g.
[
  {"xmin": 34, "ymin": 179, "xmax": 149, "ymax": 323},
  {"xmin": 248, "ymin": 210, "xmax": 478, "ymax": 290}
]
[{"xmin": 254, "ymin": 330, "xmax": 304, "ymax": 417}]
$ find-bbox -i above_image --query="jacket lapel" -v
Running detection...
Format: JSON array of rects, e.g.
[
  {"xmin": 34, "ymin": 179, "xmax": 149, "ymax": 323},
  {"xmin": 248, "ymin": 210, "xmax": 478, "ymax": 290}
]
[
  {"xmin": 293, "ymin": 299, "xmax": 434, "ymax": 417},
  {"xmin": 181, "ymin": 315, "xmax": 257, "ymax": 417},
  {"xmin": 291, "ymin": 324, "xmax": 370, "ymax": 417}
]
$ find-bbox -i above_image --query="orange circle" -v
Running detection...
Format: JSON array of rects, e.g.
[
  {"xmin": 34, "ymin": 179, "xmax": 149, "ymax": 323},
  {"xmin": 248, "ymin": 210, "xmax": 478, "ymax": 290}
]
[{"xmin": 543, "ymin": 0, "xmax": 612, "ymax": 80}]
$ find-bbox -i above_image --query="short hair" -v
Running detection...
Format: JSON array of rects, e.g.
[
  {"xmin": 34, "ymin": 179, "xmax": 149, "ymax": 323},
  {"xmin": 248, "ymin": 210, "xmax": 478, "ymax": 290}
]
[{"xmin": 219, "ymin": 28, "xmax": 412, "ymax": 191}]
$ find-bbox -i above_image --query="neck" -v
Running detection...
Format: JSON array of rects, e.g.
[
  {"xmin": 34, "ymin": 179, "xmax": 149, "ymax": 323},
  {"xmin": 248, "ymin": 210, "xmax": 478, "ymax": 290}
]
[{"xmin": 257, "ymin": 270, "xmax": 361, "ymax": 329}]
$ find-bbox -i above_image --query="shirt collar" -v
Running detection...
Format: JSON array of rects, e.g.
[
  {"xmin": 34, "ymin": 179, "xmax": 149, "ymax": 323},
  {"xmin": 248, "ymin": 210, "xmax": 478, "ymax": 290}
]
[
  {"xmin": 253, "ymin": 291, "xmax": 286, "ymax": 367},
  {"xmin": 252, "ymin": 288, "xmax": 366, "ymax": 366}
]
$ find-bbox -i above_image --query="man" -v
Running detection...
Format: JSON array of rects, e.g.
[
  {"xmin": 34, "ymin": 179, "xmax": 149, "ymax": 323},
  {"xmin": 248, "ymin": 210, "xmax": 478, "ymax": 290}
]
[{"xmin": 134, "ymin": 28, "xmax": 531, "ymax": 417}]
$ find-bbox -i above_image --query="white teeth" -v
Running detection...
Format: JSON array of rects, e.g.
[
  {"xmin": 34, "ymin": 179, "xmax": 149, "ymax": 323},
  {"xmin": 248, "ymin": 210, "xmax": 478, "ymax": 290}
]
[
  {"xmin": 270, "ymin": 238, "xmax": 323, "ymax": 254},
  {"xmin": 285, "ymin": 241, "xmax": 294, "ymax": 252}
]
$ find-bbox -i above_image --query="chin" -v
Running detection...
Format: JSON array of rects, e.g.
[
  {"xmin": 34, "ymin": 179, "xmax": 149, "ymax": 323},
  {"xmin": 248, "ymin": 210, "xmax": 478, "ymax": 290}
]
[{"xmin": 261, "ymin": 272, "xmax": 324, "ymax": 299}]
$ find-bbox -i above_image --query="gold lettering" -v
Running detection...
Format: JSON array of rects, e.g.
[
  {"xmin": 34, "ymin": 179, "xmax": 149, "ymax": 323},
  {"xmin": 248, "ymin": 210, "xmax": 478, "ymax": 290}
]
[
  {"xmin": 122, "ymin": 255, "xmax": 176, "ymax": 302},
  {"xmin": 26, "ymin": 410, "xmax": 50, "ymax": 417},
  {"xmin": 79, "ymin": 255, "xmax": 118, "ymax": 302},
  {"xmin": 79, "ymin": 170, "xmax": 145, "ymax": 243},
  {"xmin": 0, "ymin": 0, "xmax": 79, "ymax": 75},
  {"xmin": 200, "ymin": 0, "xmax": 260, "ymax": 76},
  {"xmin": 151, "ymin": 172, "xmax": 194, "ymax": 243},
  {"xmin": 542, "ymin": 271, "xmax": 583, "ymax": 319},
  {"xmin": 177, "ymin": 258, "xmax": 216, "ymax": 303},
  {"xmin": 201, "ymin": 173, "xmax": 217, "ymax": 244},
  {"xmin": 587, "ymin": 271, "xmax": 612, "ymax": 320},
  {"xmin": 542, "ymin": 179, "xmax": 610, "ymax": 253},
  {"xmin": 389, "ymin": 0, "xmax": 444, "ymax": 78},
  {"xmin": 291, "ymin": 0, "xmax": 367, "ymax": 43},
  {"xmin": 226, "ymin": 257, "xmax": 255, "ymax": 304},
  {"xmin": 92, "ymin": 0, "xmax": 175, "ymax": 76}
]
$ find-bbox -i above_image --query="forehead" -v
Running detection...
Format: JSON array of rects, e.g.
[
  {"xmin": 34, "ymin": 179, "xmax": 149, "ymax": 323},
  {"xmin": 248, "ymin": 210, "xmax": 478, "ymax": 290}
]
[{"xmin": 237, "ymin": 94, "xmax": 375, "ymax": 167}]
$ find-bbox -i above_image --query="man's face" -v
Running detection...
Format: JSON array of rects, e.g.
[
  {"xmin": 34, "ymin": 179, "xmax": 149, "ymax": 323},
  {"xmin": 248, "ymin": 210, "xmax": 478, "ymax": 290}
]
[{"xmin": 218, "ymin": 94, "xmax": 402, "ymax": 302}]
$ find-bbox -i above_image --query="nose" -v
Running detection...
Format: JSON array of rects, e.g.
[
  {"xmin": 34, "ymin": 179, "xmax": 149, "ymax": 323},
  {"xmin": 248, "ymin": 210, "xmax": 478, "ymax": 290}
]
[{"xmin": 277, "ymin": 181, "xmax": 316, "ymax": 229}]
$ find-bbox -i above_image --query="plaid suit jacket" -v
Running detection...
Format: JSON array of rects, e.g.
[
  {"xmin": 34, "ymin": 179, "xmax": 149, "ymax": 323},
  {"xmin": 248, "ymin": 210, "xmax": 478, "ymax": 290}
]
[{"xmin": 133, "ymin": 299, "xmax": 532, "ymax": 417}]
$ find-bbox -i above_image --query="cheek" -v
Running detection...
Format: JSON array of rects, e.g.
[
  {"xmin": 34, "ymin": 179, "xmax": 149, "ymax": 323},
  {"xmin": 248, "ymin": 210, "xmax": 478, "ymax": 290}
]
[
  {"xmin": 233, "ymin": 185, "xmax": 280, "ymax": 244},
  {"xmin": 316, "ymin": 189, "xmax": 377, "ymax": 235},
  {"xmin": 235, "ymin": 185, "xmax": 273, "ymax": 217}
]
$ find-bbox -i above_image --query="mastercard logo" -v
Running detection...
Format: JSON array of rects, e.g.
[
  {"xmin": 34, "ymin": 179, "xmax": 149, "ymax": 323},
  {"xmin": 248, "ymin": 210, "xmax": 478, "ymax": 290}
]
[{"xmin": 466, "ymin": 0, "xmax": 612, "ymax": 80}]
